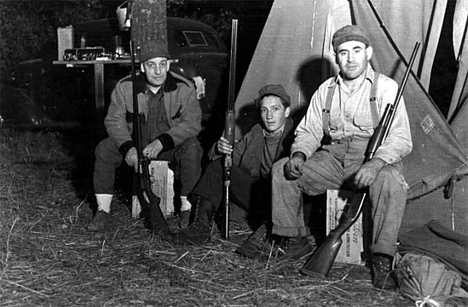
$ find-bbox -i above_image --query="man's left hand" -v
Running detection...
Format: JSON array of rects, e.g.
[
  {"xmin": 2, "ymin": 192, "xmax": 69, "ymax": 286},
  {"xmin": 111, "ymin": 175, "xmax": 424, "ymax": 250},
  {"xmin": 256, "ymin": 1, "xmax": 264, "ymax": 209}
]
[
  {"xmin": 353, "ymin": 158, "xmax": 386, "ymax": 189},
  {"xmin": 143, "ymin": 139, "xmax": 163, "ymax": 160}
]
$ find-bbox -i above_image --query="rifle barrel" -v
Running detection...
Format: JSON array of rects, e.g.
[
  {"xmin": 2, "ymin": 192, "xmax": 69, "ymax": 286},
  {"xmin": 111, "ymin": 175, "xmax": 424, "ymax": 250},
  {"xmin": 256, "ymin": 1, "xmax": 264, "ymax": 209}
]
[
  {"xmin": 382, "ymin": 41, "xmax": 420, "ymax": 141},
  {"xmin": 130, "ymin": 41, "xmax": 142, "ymax": 157},
  {"xmin": 227, "ymin": 19, "xmax": 238, "ymax": 111}
]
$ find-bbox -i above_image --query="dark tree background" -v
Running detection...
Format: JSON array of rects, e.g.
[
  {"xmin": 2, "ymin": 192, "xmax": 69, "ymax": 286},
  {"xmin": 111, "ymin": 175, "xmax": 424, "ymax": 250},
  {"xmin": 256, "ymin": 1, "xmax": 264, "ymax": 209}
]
[
  {"xmin": 131, "ymin": 0, "xmax": 168, "ymax": 47},
  {"xmin": 0, "ymin": 0, "xmax": 108, "ymax": 74},
  {"xmin": 0, "ymin": 0, "xmax": 272, "ymax": 75},
  {"xmin": 0, "ymin": 0, "xmax": 272, "ymax": 122}
]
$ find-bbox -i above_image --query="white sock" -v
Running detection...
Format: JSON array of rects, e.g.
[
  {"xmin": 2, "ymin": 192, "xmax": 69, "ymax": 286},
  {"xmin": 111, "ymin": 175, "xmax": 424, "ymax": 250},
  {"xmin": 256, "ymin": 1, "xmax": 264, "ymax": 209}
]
[
  {"xmin": 180, "ymin": 196, "xmax": 192, "ymax": 212},
  {"xmin": 96, "ymin": 194, "xmax": 113, "ymax": 213}
]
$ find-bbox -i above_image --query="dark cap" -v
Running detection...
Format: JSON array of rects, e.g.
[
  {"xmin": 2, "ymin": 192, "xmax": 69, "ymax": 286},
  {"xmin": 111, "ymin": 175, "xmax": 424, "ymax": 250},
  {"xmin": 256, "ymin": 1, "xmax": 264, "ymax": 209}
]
[
  {"xmin": 332, "ymin": 25, "xmax": 370, "ymax": 51},
  {"xmin": 139, "ymin": 40, "xmax": 170, "ymax": 62},
  {"xmin": 255, "ymin": 84, "xmax": 291, "ymax": 107}
]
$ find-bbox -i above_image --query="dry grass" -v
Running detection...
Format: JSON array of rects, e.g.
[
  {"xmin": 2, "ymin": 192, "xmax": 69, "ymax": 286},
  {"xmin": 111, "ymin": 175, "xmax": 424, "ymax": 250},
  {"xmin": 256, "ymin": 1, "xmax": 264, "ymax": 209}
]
[{"xmin": 1, "ymin": 129, "xmax": 467, "ymax": 307}]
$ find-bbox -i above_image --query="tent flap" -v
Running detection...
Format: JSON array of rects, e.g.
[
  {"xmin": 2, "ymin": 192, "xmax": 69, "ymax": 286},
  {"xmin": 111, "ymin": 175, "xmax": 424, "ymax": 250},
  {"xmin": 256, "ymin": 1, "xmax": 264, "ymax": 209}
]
[{"xmin": 352, "ymin": 0, "xmax": 468, "ymax": 200}]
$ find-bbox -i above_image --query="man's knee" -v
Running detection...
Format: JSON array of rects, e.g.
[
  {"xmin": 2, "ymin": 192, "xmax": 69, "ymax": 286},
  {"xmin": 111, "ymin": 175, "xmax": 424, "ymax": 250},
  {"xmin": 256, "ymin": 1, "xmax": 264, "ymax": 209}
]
[
  {"xmin": 372, "ymin": 166, "xmax": 408, "ymax": 193},
  {"xmin": 95, "ymin": 138, "xmax": 121, "ymax": 164},
  {"xmin": 178, "ymin": 137, "xmax": 203, "ymax": 160}
]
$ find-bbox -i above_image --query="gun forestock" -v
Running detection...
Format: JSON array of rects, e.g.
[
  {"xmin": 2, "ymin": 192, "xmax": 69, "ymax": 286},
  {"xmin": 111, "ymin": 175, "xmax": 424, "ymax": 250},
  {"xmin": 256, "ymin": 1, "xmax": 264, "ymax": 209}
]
[{"xmin": 365, "ymin": 103, "xmax": 393, "ymax": 161}]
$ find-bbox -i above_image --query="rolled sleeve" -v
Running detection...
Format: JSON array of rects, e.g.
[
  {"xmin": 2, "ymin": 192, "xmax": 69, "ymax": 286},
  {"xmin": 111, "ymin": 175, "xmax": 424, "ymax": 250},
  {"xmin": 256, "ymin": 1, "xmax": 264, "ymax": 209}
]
[{"xmin": 290, "ymin": 82, "xmax": 328, "ymax": 158}]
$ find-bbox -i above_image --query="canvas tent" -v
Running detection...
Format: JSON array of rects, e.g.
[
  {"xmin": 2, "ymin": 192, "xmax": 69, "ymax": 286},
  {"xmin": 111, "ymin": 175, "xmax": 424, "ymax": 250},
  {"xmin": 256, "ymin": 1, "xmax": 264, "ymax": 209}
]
[{"xmin": 233, "ymin": 0, "xmax": 468, "ymax": 236}]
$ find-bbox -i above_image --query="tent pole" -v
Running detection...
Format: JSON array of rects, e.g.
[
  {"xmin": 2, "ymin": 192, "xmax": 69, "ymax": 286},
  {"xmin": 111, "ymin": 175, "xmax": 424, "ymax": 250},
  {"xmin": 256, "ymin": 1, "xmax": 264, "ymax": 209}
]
[
  {"xmin": 418, "ymin": 1, "xmax": 437, "ymax": 78},
  {"xmin": 365, "ymin": 0, "xmax": 438, "ymax": 107}
]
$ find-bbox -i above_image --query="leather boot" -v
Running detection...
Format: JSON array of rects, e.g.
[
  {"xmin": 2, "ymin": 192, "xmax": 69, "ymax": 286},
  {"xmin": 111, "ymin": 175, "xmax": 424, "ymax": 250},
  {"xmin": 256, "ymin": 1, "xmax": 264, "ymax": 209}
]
[
  {"xmin": 195, "ymin": 196, "xmax": 215, "ymax": 230},
  {"xmin": 168, "ymin": 196, "xmax": 215, "ymax": 245},
  {"xmin": 235, "ymin": 223, "xmax": 271, "ymax": 260},
  {"xmin": 371, "ymin": 253, "xmax": 397, "ymax": 290},
  {"xmin": 276, "ymin": 236, "xmax": 315, "ymax": 260},
  {"xmin": 87, "ymin": 210, "xmax": 114, "ymax": 232}
]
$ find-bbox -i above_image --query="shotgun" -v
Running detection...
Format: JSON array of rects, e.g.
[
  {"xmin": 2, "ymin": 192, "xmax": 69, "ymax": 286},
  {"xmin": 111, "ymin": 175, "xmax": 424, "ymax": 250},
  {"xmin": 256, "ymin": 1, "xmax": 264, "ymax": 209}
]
[
  {"xmin": 130, "ymin": 41, "xmax": 169, "ymax": 235},
  {"xmin": 222, "ymin": 19, "xmax": 238, "ymax": 240},
  {"xmin": 301, "ymin": 41, "xmax": 420, "ymax": 277}
]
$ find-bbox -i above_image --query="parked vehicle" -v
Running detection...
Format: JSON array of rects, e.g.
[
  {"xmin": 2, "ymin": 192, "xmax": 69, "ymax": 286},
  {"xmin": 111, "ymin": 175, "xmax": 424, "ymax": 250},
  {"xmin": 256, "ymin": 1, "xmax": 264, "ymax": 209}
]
[
  {"xmin": 2, "ymin": 17, "xmax": 229, "ymax": 139},
  {"xmin": 73, "ymin": 17, "xmax": 229, "ymax": 123},
  {"xmin": 0, "ymin": 59, "xmax": 80, "ymax": 130}
]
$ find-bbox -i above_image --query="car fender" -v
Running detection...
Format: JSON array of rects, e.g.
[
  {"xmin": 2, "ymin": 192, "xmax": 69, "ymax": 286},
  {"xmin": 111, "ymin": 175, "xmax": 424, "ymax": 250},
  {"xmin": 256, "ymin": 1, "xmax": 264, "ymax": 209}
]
[{"xmin": 170, "ymin": 61, "xmax": 205, "ymax": 100}]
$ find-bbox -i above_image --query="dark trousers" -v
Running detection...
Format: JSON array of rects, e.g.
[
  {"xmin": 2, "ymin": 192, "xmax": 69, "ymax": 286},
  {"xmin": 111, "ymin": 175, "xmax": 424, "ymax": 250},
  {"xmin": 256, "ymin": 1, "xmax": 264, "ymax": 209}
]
[
  {"xmin": 191, "ymin": 159, "xmax": 271, "ymax": 225},
  {"xmin": 94, "ymin": 137, "xmax": 202, "ymax": 196}
]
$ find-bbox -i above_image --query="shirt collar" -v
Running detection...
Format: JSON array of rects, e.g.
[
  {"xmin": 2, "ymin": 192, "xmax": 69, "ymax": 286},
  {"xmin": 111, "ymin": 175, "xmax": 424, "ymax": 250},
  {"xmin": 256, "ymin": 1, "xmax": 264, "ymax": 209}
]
[{"xmin": 263, "ymin": 126, "xmax": 284, "ymax": 138}]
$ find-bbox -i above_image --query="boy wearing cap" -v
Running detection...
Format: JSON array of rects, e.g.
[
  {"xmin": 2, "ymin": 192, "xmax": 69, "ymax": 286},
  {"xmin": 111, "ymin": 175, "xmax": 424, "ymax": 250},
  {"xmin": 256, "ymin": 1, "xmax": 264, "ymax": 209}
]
[
  {"xmin": 252, "ymin": 25, "xmax": 412, "ymax": 290},
  {"xmin": 88, "ymin": 40, "xmax": 203, "ymax": 232},
  {"xmin": 170, "ymin": 84, "xmax": 296, "ymax": 244}
]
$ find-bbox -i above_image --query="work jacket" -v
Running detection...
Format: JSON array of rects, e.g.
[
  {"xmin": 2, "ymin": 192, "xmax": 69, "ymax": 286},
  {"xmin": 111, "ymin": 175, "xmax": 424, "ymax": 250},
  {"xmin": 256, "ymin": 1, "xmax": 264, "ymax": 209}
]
[
  {"xmin": 209, "ymin": 117, "xmax": 295, "ymax": 178},
  {"xmin": 105, "ymin": 71, "xmax": 201, "ymax": 155}
]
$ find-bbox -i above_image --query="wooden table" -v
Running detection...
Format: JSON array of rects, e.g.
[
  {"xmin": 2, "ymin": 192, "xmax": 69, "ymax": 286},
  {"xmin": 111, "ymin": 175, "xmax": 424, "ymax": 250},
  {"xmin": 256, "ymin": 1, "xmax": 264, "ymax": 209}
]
[{"xmin": 53, "ymin": 59, "xmax": 136, "ymax": 111}]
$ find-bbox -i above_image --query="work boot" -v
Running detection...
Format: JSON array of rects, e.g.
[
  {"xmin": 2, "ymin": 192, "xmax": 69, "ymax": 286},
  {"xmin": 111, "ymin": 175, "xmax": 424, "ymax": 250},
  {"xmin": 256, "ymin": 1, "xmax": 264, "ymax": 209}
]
[
  {"xmin": 168, "ymin": 197, "xmax": 215, "ymax": 245},
  {"xmin": 371, "ymin": 254, "xmax": 397, "ymax": 290},
  {"xmin": 195, "ymin": 196, "xmax": 217, "ymax": 228},
  {"xmin": 87, "ymin": 210, "xmax": 113, "ymax": 232},
  {"xmin": 179, "ymin": 210, "xmax": 191, "ymax": 229},
  {"xmin": 179, "ymin": 196, "xmax": 194, "ymax": 229},
  {"xmin": 236, "ymin": 223, "xmax": 272, "ymax": 260},
  {"xmin": 276, "ymin": 236, "xmax": 315, "ymax": 260}
]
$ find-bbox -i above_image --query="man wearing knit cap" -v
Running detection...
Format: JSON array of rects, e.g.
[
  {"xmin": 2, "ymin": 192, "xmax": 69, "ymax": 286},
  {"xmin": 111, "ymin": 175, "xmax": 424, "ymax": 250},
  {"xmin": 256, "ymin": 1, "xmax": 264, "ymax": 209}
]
[
  {"xmin": 248, "ymin": 25, "xmax": 412, "ymax": 290},
  {"xmin": 88, "ymin": 40, "xmax": 202, "ymax": 232}
]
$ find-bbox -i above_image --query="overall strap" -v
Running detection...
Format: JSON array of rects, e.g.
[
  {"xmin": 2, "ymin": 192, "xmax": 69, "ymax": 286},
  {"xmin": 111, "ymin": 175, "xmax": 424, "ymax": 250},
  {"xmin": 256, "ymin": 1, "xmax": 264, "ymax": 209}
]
[
  {"xmin": 322, "ymin": 73, "xmax": 381, "ymax": 135},
  {"xmin": 369, "ymin": 72, "xmax": 380, "ymax": 128},
  {"xmin": 322, "ymin": 81, "xmax": 336, "ymax": 136}
]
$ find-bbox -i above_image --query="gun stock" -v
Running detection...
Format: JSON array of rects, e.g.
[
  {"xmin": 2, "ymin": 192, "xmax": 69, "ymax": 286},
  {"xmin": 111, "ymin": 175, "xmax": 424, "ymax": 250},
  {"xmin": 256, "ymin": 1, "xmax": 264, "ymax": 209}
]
[
  {"xmin": 130, "ymin": 41, "xmax": 168, "ymax": 235},
  {"xmin": 301, "ymin": 193, "xmax": 366, "ymax": 276},
  {"xmin": 301, "ymin": 42, "xmax": 420, "ymax": 277},
  {"xmin": 300, "ymin": 231, "xmax": 343, "ymax": 276}
]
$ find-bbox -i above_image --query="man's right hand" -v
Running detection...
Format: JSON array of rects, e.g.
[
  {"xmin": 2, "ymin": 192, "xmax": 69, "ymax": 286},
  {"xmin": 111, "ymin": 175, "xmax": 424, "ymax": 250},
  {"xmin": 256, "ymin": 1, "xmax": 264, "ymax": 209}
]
[
  {"xmin": 284, "ymin": 153, "xmax": 306, "ymax": 180},
  {"xmin": 217, "ymin": 136, "xmax": 234, "ymax": 155},
  {"xmin": 125, "ymin": 147, "xmax": 138, "ymax": 172}
]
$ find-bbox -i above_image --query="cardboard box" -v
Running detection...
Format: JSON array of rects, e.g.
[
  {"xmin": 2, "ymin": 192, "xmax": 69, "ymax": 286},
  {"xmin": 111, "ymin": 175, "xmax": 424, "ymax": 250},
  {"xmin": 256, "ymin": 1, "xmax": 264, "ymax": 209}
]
[
  {"xmin": 57, "ymin": 26, "xmax": 74, "ymax": 60},
  {"xmin": 132, "ymin": 161, "xmax": 175, "ymax": 218},
  {"xmin": 149, "ymin": 161, "xmax": 175, "ymax": 217},
  {"xmin": 326, "ymin": 190, "xmax": 364, "ymax": 264}
]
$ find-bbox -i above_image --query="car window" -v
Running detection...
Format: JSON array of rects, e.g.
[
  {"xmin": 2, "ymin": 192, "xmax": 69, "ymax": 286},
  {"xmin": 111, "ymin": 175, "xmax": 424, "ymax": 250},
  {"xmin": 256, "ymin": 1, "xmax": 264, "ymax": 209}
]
[
  {"xmin": 173, "ymin": 29, "xmax": 222, "ymax": 50},
  {"xmin": 182, "ymin": 31, "xmax": 208, "ymax": 47}
]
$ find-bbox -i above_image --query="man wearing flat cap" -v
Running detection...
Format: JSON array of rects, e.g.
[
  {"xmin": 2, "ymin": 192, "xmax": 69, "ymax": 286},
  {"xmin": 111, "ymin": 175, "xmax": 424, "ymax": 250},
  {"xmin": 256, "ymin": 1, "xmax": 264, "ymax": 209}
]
[
  {"xmin": 244, "ymin": 25, "xmax": 412, "ymax": 290},
  {"xmin": 88, "ymin": 40, "xmax": 202, "ymax": 232},
  {"xmin": 170, "ymin": 84, "xmax": 296, "ymax": 245}
]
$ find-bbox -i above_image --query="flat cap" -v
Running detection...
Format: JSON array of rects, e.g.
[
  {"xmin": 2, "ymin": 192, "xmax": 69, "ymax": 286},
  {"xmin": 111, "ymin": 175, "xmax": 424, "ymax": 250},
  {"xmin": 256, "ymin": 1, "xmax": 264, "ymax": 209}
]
[
  {"xmin": 255, "ymin": 84, "xmax": 291, "ymax": 107},
  {"xmin": 332, "ymin": 25, "xmax": 370, "ymax": 51},
  {"xmin": 139, "ymin": 40, "xmax": 170, "ymax": 62}
]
